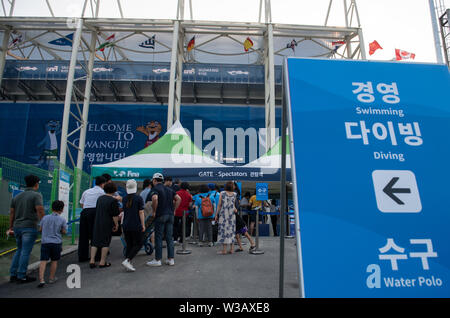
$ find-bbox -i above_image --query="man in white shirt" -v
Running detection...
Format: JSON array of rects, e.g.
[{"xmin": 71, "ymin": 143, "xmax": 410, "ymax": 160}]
[{"xmin": 78, "ymin": 175, "xmax": 106, "ymax": 262}]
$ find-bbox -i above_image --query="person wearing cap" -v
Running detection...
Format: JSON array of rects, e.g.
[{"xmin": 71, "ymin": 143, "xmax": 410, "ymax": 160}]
[
  {"xmin": 121, "ymin": 179, "xmax": 145, "ymax": 272},
  {"xmin": 8, "ymin": 174, "xmax": 45, "ymax": 284},
  {"xmin": 146, "ymin": 173, "xmax": 181, "ymax": 267}
]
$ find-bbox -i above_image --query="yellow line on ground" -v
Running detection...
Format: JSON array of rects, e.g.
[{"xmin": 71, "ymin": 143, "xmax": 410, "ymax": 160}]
[{"xmin": 0, "ymin": 239, "xmax": 41, "ymax": 257}]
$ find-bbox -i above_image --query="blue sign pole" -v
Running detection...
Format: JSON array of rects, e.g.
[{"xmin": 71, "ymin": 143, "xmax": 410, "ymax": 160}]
[{"xmin": 286, "ymin": 57, "xmax": 450, "ymax": 298}]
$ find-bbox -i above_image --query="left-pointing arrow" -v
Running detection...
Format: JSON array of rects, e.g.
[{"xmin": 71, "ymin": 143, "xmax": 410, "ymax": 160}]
[{"xmin": 382, "ymin": 177, "xmax": 411, "ymax": 205}]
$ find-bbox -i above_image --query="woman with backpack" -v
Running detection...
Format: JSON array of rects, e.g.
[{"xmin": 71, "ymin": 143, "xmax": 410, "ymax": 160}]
[
  {"xmin": 194, "ymin": 184, "xmax": 216, "ymax": 247},
  {"xmin": 215, "ymin": 181, "xmax": 237, "ymax": 255}
]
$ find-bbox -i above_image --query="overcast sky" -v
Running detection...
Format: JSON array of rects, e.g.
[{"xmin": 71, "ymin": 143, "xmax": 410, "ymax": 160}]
[{"xmin": 10, "ymin": 0, "xmax": 450, "ymax": 63}]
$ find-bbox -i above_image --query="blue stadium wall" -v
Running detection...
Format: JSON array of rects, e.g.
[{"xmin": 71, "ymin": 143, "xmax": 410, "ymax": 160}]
[{"xmin": 0, "ymin": 102, "xmax": 281, "ymax": 173}]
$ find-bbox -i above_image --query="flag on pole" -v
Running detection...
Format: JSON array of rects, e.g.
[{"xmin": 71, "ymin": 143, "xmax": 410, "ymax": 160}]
[
  {"xmin": 395, "ymin": 48, "xmax": 416, "ymax": 60},
  {"xmin": 244, "ymin": 37, "xmax": 254, "ymax": 52},
  {"xmin": 48, "ymin": 33, "xmax": 74, "ymax": 47},
  {"xmin": 331, "ymin": 40, "xmax": 346, "ymax": 52},
  {"xmin": 286, "ymin": 39, "xmax": 298, "ymax": 52},
  {"xmin": 97, "ymin": 34, "xmax": 115, "ymax": 52},
  {"xmin": 369, "ymin": 40, "xmax": 382, "ymax": 55},
  {"xmin": 187, "ymin": 36, "xmax": 195, "ymax": 51},
  {"xmin": 139, "ymin": 35, "xmax": 155, "ymax": 49},
  {"xmin": 8, "ymin": 33, "xmax": 23, "ymax": 49}
]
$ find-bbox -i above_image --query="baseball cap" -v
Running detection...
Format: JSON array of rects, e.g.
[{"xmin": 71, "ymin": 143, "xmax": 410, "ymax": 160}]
[
  {"xmin": 152, "ymin": 173, "xmax": 164, "ymax": 181},
  {"xmin": 126, "ymin": 179, "xmax": 138, "ymax": 194}
]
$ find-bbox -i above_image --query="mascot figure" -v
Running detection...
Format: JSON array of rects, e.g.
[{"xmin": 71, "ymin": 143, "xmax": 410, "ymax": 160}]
[
  {"xmin": 136, "ymin": 120, "xmax": 162, "ymax": 148},
  {"xmin": 36, "ymin": 120, "xmax": 61, "ymax": 171}
]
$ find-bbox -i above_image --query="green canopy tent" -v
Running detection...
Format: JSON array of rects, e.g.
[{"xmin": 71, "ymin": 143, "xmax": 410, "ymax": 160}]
[{"xmin": 91, "ymin": 120, "xmax": 228, "ymax": 181}]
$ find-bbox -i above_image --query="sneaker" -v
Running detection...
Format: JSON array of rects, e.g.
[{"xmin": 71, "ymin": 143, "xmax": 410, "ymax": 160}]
[
  {"xmin": 49, "ymin": 277, "xmax": 58, "ymax": 284},
  {"xmin": 146, "ymin": 259, "xmax": 162, "ymax": 267},
  {"xmin": 37, "ymin": 282, "xmax": 45, "ymax": 288},
  {"xmin": 208, "ymin": 242, "xmax": 214, "ymax": 247},
  {"xmin": 165, "ymin": 259, "xmax": 175, "ymax": 266},
  {"xmin": 9, "ymin": 276, "xmax": 18, "ymax": 283},
  {"xmin": 122, "ymin": 259, "xmax": 136, "ymax": 271},
  {"xmin": 17, "ymin": 276, "xmax": 37, "ymax": 284}
]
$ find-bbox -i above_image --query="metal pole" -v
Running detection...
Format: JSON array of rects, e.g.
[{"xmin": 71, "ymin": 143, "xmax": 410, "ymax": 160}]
[
  {"xmin": 264, "ymin": 0, "xmax": 272, "ymax": 23},
  {"xmin": 8, "ymin": 0, "xmax": 15, "ymax": 17},
  {"xmin": 59, "ymin": 18, "xmax": 83, "ymax": 166},
  {"xmin": 439, "ymin": 10, "xmax": 450, "ymax": 66},
  {"xmin": 175, "ymin": 36, "xmax": 183, "ymax": 122},
  {"xmin": 324, "ymin": 0, "xmax": 333, "ymax": 26},
  {"xmin": 357, "ymin": 28, "xmax": 367, "ymax": 60},
  {"xmin": 189, "ymin": 206, "xmax": 199, "ymax": 245},
  {"xmin": 283, "ymin": 59, "xmax": 305, "ymax": 298},
  {"xmin": 266, "ymin": 23, "xmax": 276, "ymax": 150},
  {"xmin": 238, "ymin": 208, "xmax": 246, "ymax": 246},
  {"xmin": 429, "ymin": 0, "xmax": 445, "ymax": 63},
  {"xmin": 177, "ymin": 210, "xmax": 192, "ymax": 254},
  {"xmin": 250, "ymin": 209, "xmax": 264, "ymax": 255},
  {"xmin": 71, "ymin": 31, "xmax": 96, "ymax": 231},
  {"xmin": 343, "ymin": 0, "xmax": 349, "ymax": 27},
  {"xmin": 0, "ymin": 29, "xmax": 11, "ymax": 89},
  {"xmin": 76, "ymin": 31, "xmax": 96, "ymax": 171},
  {"xmin": 167, "ymin": 20, "xmax": 180, "ymax": 129},
  {"xmin": 279, "ymin": 61, "xmax": 288, "ymax": 298}
]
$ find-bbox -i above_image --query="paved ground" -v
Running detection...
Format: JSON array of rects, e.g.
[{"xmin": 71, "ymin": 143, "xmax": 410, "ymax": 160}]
[{"xmin": 0, "ymin": 236, "xmax": 300, "ymax": 298}]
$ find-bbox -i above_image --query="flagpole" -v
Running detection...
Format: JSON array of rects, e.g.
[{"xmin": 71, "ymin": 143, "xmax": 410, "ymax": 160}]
[{"xmin": 428, "ymin": 0, "xmax": 445, "ymax": 63}]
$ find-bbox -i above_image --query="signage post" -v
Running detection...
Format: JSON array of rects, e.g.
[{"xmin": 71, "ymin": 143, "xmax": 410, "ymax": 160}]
[{"xmin": 286, "ymin": 58, "xmax": 450, "ymax": 297}]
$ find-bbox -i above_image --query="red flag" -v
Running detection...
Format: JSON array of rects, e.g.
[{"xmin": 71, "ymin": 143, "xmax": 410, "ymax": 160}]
[
  {"xmin": 369, "ymin": 40, "xmax": 382, "ymax": 55},
  {"xmin": 187, "ymin": 36, "xmax": 195, "ymax": 51},
  {"xmin": 395, "ymin": 49, "xmax": 415, "ymax": 60}
]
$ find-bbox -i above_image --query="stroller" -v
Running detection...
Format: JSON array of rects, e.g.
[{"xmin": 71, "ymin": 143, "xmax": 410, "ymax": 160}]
[{"xmin": 120, "ymin": 214, "xmax": 155, "ymax": 257}]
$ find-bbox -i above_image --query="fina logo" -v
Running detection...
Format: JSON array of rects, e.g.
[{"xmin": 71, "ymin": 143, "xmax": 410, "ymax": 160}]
[
  {"xmin": 113, "ymin": 170, "xmax": 126, "ymax": 177},
  {"xmin": 46, "ymin": 66, "xmax": 59, "ymax": 72},
  {"xmin": 112, "ymin": 170, "xmax": 139, "ymax": 178}
]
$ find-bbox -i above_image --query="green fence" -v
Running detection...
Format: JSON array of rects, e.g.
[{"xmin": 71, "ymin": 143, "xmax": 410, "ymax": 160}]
[{"xmin": 0, "ymin": 157, "xmax": 92, "ymax": 248}]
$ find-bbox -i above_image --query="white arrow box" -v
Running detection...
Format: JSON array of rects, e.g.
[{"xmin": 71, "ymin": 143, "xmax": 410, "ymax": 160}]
[{"xmin": 372, "ymin": 170, "xmax": 422, "ymax": 213}]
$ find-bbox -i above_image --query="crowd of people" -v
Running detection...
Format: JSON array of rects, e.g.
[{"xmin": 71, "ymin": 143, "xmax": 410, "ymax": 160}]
[{"xmin": 6, "ymin": 173, "xmax": 281, "ymax": 286}]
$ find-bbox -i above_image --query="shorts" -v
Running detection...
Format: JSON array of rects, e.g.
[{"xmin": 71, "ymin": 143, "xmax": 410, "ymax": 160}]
[
  {"xmin": 40, "ymin": 243, "xmax": 62, "ymax": 261},
  {"xmin": 236, "ymin": 226, "xmax": 248, "ymax": 235}
]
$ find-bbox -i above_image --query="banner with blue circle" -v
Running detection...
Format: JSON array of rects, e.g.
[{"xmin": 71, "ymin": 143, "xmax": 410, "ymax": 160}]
[{"xmin": 285, "ymin": 57, "xmax": 450, "ymax": 298}]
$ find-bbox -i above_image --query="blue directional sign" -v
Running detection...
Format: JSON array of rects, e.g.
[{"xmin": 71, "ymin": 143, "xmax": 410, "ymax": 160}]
[
  {"xmin": 285, "ymin": 58, "xmax": 450, "ymax": 298},
  {"xmin": 256, "ymin": 183, "xmax": 268, "ymax": 201}
]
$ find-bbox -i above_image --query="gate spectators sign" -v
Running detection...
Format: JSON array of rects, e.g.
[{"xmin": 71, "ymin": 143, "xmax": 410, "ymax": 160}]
[{"xmin": 285, "ymin": 58, "xmax": 450, "ymax": 297}]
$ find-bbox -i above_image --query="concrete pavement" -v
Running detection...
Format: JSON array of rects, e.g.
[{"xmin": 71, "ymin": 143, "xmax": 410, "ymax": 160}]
[{"xmin": 0, "ymin": 236, "xmax": 301, "ymax": 298}]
